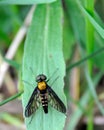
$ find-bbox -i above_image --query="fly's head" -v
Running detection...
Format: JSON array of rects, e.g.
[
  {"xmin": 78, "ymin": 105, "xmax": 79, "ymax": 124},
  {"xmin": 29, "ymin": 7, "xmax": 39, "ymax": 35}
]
[{"xmin": 36, "ymin": 74, "xmax": 47, "ymax": 83}]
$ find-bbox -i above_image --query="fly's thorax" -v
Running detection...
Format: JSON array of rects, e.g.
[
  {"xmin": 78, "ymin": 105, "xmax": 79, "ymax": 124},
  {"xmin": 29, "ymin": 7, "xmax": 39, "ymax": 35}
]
[{"xmin": 37, "ymin": 81, "xmax": 47, "ymax": 91}]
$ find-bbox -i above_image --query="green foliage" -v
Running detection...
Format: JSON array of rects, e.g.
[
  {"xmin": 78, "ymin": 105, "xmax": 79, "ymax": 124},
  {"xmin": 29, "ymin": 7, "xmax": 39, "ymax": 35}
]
[
  {"xmin": 85, "ymin": 70, "xmax": 104, "ymax": 115},
  {"xmin": 66, "ymin": 72, "xmax": 103, "ymax": 130},
  {"xmin": 77, "ymin": 0, "xmax": 104, "ymax": 39},
  {"xmin": 65, "ymin": 0, "xmax": 85, "ymax": 44},
  {"xmin": 0, "ymin": 6, "xmax": 21, "ymax": 44},
  {"xmin": 1, "ymin": 0, "xmax": 104, "ymax": 130}
]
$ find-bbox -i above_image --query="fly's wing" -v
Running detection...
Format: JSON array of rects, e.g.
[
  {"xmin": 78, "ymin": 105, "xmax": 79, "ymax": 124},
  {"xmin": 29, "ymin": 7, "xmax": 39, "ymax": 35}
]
[
  {"xmin": 47, "ymin": 86, "xmax": 66, "ymax": 114},
  {"xmin": 25, "ymin": 87, "xmax": 40, "ymax": 117}
]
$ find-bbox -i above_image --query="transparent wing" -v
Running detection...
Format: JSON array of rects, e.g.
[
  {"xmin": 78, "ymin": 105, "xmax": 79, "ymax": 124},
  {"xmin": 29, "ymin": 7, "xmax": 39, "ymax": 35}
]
[
  {"xmin": 25, "ymin": 87, "xmax": 40, "ymax": 117},
  {"xmin": 47, "ymin": 86, "xmax": 66, "ymax": 114}
]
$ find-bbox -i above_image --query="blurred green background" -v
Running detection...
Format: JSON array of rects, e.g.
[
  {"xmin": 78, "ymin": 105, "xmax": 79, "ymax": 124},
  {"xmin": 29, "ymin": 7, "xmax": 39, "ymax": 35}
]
[{"xmin": 0, "ymin": 0, "xmax": 104, "ymax": 130}]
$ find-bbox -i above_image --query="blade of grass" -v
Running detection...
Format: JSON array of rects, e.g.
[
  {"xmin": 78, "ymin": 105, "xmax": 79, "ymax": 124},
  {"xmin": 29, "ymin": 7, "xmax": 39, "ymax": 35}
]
[
  {"xmin": 22, "ymin": 1, "xmax": 66, "ymax": 130},
  {"xmin": 67, "ymin": 47, "xmax": 104, "ymax": 71},
  {"xmin": 76, "ymin": 0, "xmax": 104, "ymax": 39},
  {"xmin": 0, "ymin": 113, "xmax": 23, "ymax": 127},
  {"xmin": 84, "ymin": 1, "xmax": 94, "ymax": 128},
  {"xmin": 85, "ymin": 0, "xmax": 94, "ymax": 75},
  {"xmin": 87, "ymin": 102, "xmax": 94, "ymax": 130},
  {"xmin": 85, "ymin": 70, "xmax": 104, "ymax": 115},
  {"xmin": 0, "ymin": 91, "xmax": 23, "ymax": 106}
]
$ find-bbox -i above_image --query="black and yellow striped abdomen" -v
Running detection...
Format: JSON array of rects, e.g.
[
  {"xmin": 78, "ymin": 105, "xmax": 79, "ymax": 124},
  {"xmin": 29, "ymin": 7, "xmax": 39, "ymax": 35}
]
[{"xmin": 40, "ymin": 91, "xmax": 48, "ymax": 113}]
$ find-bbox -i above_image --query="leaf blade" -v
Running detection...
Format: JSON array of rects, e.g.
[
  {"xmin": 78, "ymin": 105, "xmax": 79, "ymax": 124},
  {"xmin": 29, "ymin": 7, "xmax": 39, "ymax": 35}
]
[{"xmin": 22, "ymin": 1, "xmax": 66, "ymax": 130}]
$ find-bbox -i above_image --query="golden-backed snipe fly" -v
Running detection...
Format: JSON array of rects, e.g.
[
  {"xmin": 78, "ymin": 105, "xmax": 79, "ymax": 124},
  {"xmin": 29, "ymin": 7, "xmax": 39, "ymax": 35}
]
[{"xmin": 25, "ymin": 74, "xmax": 66, "ymax": 117}]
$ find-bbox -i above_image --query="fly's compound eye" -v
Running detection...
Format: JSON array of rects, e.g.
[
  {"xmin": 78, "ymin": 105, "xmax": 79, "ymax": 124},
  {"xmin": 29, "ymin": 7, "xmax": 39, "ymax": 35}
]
[
  {"xmin": 40, "ymin": 74, "xmax": 47, "ymax": 80},
  {"xmin": 36, "ymin": 74, "xmax": 47, "ymax": 82},
  {"xmin": 36, "ymin": 75, "xmax": 40, "ymax": 82}
]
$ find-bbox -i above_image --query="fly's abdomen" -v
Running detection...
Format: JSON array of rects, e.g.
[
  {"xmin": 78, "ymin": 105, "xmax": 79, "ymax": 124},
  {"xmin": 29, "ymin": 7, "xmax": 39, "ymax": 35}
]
[{"xmin": 40, "ymin": 94, "xmax": 48, "ymax": 113}]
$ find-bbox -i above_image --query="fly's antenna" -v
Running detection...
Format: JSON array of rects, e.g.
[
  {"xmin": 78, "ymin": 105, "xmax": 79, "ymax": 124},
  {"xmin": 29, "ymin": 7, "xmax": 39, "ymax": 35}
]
[
  {"xmin": 49, "ymin": 76, "xmax": 59, "ymax": 86},
  {"xmin": 22, "ymin": 80, "xmax": 35, "ymax": 89},
  {"xmin": 30, "ymin": 67, "xmax": 35, "ymax": 77},
  {"xmin": 47, "ymin": 68, "xmax": 59, "ymax": 82},
  {"xmin": 22, "ymin": 67, "xmax": 35, "ymax": 89}
]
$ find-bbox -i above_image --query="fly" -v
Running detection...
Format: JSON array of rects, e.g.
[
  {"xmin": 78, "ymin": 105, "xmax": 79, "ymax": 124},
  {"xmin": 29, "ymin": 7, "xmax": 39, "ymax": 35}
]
[{"xmin": 25, "ymin": 74, "xmax": 66, "ymax": 117}]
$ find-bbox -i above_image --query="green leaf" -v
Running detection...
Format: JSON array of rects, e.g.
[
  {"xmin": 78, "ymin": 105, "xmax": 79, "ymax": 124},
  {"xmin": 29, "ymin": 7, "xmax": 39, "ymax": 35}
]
[
  {"xmin": 85, "ymin": 0, "xmax": 94, "ymax": 74},
  {"xmin": 22, "ymin": 1, "xmax": 66, "ymax": 130},
  {"xmin": 65, "ymin": 0, "xmax": 85, "ymax": 45},
  {"xmin": 76, "ymin": 0, "xmax": 104, "ymax": 39},
  {"xmin": 0, "ymin": 0, "xmax": 56, "ymax": 5}
]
